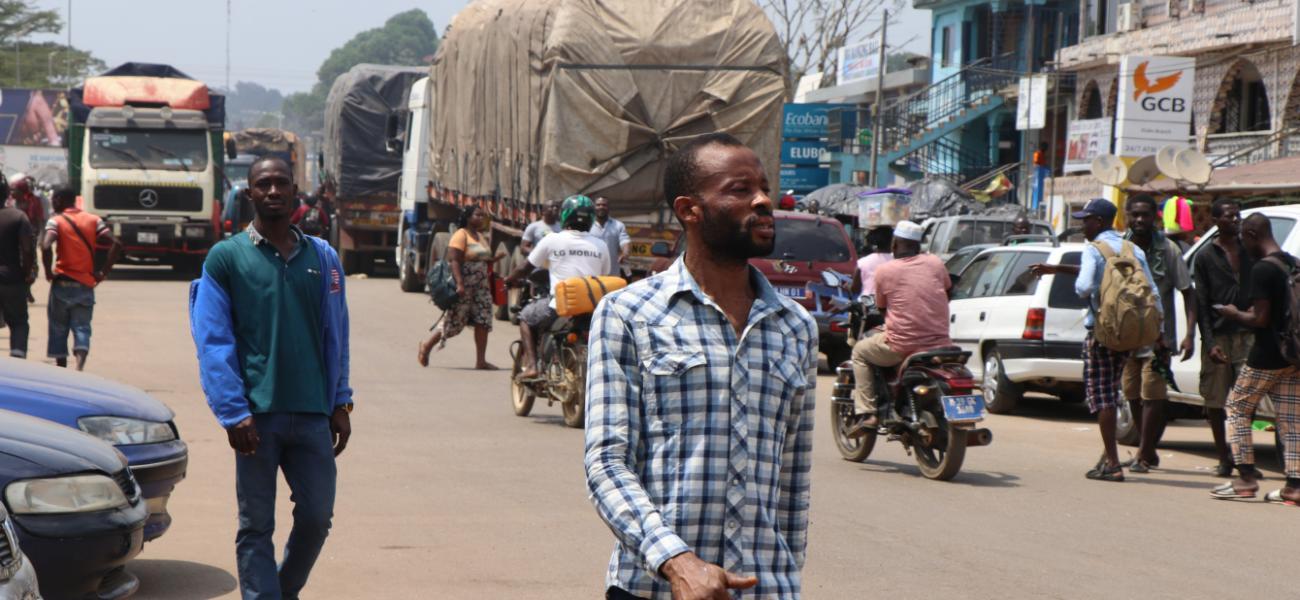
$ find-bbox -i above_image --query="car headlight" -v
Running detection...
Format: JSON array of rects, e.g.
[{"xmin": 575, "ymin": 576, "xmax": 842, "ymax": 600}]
[
  {"xmin": 5, "ymin": 474, "xmax": 129, "ymax": 514},
  {"xmin": 78, "ymin": 416, "xmax": 176, "ymax": 444}
]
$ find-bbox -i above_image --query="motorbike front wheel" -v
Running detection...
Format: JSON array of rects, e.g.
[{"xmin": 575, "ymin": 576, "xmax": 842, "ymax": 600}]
[
  {"xmin": 913, "ymin": 418, "xmax": 968, "ymax": 481},
  {"xmin": 831, "ymin": 399, "xmax": 876, "ymax": 462},
  {"xmin": 509, "ymin": 341, "xmax": 535, "ymax": 417}
]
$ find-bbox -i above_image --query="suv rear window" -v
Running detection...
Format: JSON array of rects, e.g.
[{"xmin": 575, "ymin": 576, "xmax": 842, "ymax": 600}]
[
  {"xmin": 949, "ymin": 220, "xmax": 1052, "ymax": 252},
  {"xmin": 1048, "ymin": 251, "xmax": 1087, "ymax": 309},
  {"xmin": 766, "ymin": 218, "xmax": 852, "ymax": 263}
]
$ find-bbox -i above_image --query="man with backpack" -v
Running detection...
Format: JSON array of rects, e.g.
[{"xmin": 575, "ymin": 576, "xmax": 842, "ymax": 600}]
[
  {"xmin": 41, "ymin": 187, "xmax": 121, "ymax": 370},
  {"xmin": 1032, "ymin": 198, "xmax": 1159, "ymax": 482},
  {"xmin": 1209, "ymin": 213, "xmax": 1300, "ymax": 504}
]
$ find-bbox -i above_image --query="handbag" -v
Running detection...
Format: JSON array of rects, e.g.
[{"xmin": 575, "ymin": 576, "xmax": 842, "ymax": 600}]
[{"xmin": 425, "ymin": 259, "xmax": 460, "ymax": 311}]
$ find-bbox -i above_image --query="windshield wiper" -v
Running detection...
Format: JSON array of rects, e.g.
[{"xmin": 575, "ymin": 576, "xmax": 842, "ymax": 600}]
[
  {"xmin": 147, "ymin": 144, "xmax": 192, "ymax": 172},
  {"xmin": 98, "ymin": 145, "xmax": 149, "ymax": 171}
]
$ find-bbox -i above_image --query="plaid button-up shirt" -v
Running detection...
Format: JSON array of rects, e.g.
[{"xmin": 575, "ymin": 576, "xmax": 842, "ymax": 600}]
[{"xmin": 584, "ymin": 258, "xmax": 818, "ymax": 599}]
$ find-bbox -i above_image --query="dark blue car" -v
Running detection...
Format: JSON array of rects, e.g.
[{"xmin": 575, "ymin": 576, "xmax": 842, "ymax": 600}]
[
  {"xmin": 0, "ymin": 358, "xmax": 187, "ymax": 542},
  {"xmin": 0, "ymin": 408, "xmax": 147, "ymax": 599}
]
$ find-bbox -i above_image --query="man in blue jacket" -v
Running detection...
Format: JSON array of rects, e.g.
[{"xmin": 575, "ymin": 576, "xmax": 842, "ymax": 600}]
[{"xmin": 190, "ymin": 156, "xmax": 353, "ymax": 600}]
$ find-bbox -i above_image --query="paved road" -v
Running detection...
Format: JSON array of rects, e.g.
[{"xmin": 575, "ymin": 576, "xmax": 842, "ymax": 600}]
[{"xmin": 5, "ymin": 272, "xmax": 1293, "ymax": 599}]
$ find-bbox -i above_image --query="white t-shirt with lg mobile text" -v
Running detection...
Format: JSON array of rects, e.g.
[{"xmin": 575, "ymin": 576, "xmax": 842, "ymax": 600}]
[{"xmin": 528, "ymin": 230, "xmax": 611, "ymax": 306}]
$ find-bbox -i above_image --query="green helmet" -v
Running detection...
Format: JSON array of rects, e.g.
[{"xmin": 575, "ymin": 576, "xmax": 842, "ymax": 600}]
[{"xmin": 560, "ymin": 195, "xmax": 596, "ymax": 229}]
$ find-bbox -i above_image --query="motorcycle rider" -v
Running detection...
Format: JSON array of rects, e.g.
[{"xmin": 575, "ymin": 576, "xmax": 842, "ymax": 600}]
[
  {"xmin": 506, "ymin": 195, "xmax": 610, "ymax": 380},
  {"xmin": 848, "ymin": 220, "xmax": 954, "ymax": 435}
]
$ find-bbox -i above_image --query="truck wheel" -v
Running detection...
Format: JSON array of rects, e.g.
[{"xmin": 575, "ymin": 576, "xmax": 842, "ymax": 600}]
[
  {"xmin": 340, "ymin": 249, "xmax": 360, "ymax": 275},
  {"xmin": 981, "ymin": 350, "xmax": 1022, "ymax": 415},
  {"xmin": 399, "ymin": 241, "xmax": 424, "ymax": 293}
]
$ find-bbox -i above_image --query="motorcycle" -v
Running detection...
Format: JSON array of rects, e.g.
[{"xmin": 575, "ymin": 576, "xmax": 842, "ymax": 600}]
[
  {"xmin": 508, "ymin": 276, "xmax": 590, "ymax": 429},
  {"xmin": 815, "ymin": 270, "xmax": 993, "ymax": 481}
]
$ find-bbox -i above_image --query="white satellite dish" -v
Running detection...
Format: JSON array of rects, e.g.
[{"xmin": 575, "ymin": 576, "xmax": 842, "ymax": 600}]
[
  {"xmin": 1155, "ymin": 145, "xmax": 1183, "ymax": 180},
  {"xmin": 1174, "ymin": 148, "xmax": 1212, "ymax": 185},
  {"xmin": 1128, "ymin": 155, "xmax": 1161, "ymax": 185},
  {"xmin": 1091, "ymin": 154, "xmax": 1129, "ymax": 187}
]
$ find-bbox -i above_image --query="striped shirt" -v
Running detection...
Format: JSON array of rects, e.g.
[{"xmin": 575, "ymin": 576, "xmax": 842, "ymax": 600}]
[{"xmin": 584, "ymin": 257, "xmax": 818, "ymax": 599}]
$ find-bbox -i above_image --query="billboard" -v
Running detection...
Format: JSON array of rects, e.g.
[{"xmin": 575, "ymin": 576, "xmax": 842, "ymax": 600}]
[
  {"xmin": 780, "ymin": 140, "xmax": 827, "ymax": 165},
  {"xmin": 1064, "ymin": 119, "xmax": 1113, "ymax": 173},
  {"xmin": 1115, "ymin": 56, "xmax": 1195, "ymax": 156},
  {"xmin": 0, "ymin": 89, "xmax": 69, "ymax": 147},
  {"xmin": 837, "ymin": 39, "xmax": 881, "ymax": 85},
  {"xmin": 1016, "ymin": 75, "xmax": 1048, "ymax": 131},
  {"xmin": 0, "ymin": 145, "xmax": 69, "ymax": 185},
  {"xmin": 780, "ymin": 166, "xmax": 829, "ymax": 192},
  {"xmin": 782, "ymin": 103, "xmax": 855, "ymax": 139}
]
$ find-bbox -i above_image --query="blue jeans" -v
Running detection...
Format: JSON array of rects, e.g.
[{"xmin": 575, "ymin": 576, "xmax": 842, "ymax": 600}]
[
  {"xmin": 47, "ymin": 280, "xmax": 94, "ymax": 358},
  {"xmin": 235, "ymin": 413, "xmax": 337, "ymax": 600}
]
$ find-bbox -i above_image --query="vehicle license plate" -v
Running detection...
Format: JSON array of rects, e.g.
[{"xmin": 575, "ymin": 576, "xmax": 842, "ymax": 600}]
[
  {"xmin": 941, "ymin": 394, "xmax": 985, "ymax": 423},
  {"xmin": 777, "ymin": 286, "xmax": 808, "ymax": 299},
  {"xmin": 137, "ymin": 231, "xmax": 159, "ymax": 244}
]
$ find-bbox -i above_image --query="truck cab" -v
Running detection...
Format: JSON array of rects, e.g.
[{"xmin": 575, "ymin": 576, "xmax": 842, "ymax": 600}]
[{"xmin": 396, "ymin": 76, "xmax": 433, "ymax": 292}]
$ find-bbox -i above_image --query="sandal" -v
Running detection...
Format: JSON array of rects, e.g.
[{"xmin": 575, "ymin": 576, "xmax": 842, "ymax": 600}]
[
  {"xmin": 1264, "ymin": 489, "xmax": 1300, "ymax": 506},
  {"xmin": 1126, "ymin": 457, "xmax": 1156, "ymax": 474},
  {"xmin": 1210, "ymin": 481, "xmax": 1258, "ymax": 500},
  {"xmin": 1086, "ymin": 462, "xmax": 1125, "ymax": 482}
]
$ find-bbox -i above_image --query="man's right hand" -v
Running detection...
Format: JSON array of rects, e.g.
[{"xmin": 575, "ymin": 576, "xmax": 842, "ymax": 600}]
[
  {"xmin": 1028, "ymin": 263, "xmax": 1056, "ymax": 277},
  {"xmin": 661, "ymin": 552, "xmax": 758, "ymax": 600},
  {"xmin": 227, "ymin": 417, "xmax": 260, "ymax": 456},
  {"xmin": 1209, "ymin": 345, "xmax": 1229, "ymax": 365}
]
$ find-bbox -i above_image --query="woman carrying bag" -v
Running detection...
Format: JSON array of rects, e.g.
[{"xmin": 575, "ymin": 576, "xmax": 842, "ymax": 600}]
[{"xmin": 418, "ymin": 205, "xmax": 506, "ymax": 369}]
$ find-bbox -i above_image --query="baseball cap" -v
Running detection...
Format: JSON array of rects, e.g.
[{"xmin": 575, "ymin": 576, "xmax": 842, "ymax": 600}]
[
  {"xmin": 1071, "ymin": 198, "xmax": 1117, "ymax": 222},
  {"xmin": 894, "ymin": 220, "xmax": 924, "ymax": 242}
]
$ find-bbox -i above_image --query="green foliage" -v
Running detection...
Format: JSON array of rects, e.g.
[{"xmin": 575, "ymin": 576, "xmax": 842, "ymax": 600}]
[
  {"xmin": 0, "ymin": 1, "xmax": 105, "ymax": 88},
  {"xmin": 283, "ymin": 9, "xmax": 438, "ymax": 134}
]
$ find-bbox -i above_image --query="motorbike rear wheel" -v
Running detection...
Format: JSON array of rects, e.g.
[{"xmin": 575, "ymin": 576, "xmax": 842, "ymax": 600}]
[
  {"xmin": 831, "ymin": 399, "xmax": 876, "ymax": 462},
  {"xmin": 913, "ymin": 418, "xmax": 968, "ymax": 481},
  {"xmin": 509, "ymin": 341, "xmax": 535, "ymax": 417},
  {"xmin": 552, "ymin": 346, "xmax": 587, "ymax": 429}
]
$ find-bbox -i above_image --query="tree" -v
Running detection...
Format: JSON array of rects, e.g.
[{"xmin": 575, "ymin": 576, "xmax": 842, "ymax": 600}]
[
  {"xmin": 283, "ymin": 9, "xmax": 438, "ymax": 134},
  {"xmin": 0, "ymin": 1, "xmax": 105, "ymax": 88},
  {"xmin": 762, "ymin": 0, "xmax": 906, "ymax": 94}
]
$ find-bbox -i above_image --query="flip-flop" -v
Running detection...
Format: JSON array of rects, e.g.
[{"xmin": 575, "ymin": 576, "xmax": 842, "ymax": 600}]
[
  {"xmin": 1210, "ymin": 481, "xmax": 1258, "ymax": 500},
  {"xmin": 1264, "ymin": 489, "xmax": 1300, "ymax": 506}
]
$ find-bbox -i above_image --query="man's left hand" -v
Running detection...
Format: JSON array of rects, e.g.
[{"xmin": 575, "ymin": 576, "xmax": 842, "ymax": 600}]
[{"xmin": 330, "ymin": 407, "xmax": 351, "ymax": 457}]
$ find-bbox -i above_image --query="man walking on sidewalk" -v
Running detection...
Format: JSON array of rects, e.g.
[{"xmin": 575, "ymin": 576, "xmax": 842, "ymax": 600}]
[
  {"xmin": 1193, "ymin": 198, "xmax": 1252, "ymax": 476},
  {"xmin": 190, "ymin": 157, "xmax": 354, "ymax": 599},
  {"xmin": 1210, "ymin": 213, "xmax": 1300, "ymax": 503},
  {"xmin": 585, "ymin": 133, "xmax": 817, "ymax": 599},
  {"xmin": 590, "ymin": 196, "xmax": 630, "ymax": 275},
  {"xmin": 1121, "ymin": 194, "xmax": 1195, "ymax": 473},
  {"xmin": 0, "ymin": 194, "xmax": 34, "ymax": 357},
  {"xmin": 41, "ymin": 187, "xmax": 120, "ymax": 370}
]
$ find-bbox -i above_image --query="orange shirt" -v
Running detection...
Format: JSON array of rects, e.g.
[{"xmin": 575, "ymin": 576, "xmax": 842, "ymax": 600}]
[
  {"xmin": 874, "ymin": 254, "xmax": 953, "ymax": 355},
  {"xmin": 45, "ymin": 208, "xmax": 107, "ymax": 287}
]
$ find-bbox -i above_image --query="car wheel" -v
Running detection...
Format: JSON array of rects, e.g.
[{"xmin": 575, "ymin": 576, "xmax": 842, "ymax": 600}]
[
  {"xmin": 982, "ymin": 349, "xmax": 1022, "ymax": 414},
  {"xmin": 1116, "ymin": 401, "xmax": 1140, "ymax": 447}
]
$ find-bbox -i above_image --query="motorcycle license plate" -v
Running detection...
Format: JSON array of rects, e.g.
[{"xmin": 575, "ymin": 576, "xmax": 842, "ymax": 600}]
[
  {"xmin": 941, "ymin": 394, "xmax": 985, "ymax": 423},
  {"xmin": 777, "ymin": 286, "xmax": 808, "ymax": 299}
]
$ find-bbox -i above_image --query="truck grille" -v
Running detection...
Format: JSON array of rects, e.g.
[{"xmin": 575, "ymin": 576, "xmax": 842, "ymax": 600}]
[
  {"xmin": 112, "ymin": 469, "xmax": 138, "ymax": 500},
  {"xmin": 94, "ymin": 185, "xmax": 204, "ymax": 212},
  {"xmin": 0, "ymin": 515, "xmax": 14, "ymax": 568}
]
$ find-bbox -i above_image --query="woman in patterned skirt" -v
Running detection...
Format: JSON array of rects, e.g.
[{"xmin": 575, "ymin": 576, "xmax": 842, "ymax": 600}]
[{"xmin": 418, "ymin": 205, "xmax": 505, "ymax": 369}]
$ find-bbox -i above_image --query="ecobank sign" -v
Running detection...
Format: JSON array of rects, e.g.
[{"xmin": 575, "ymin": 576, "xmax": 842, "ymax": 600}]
[
  {"xmin": 1115, "ymin": 55, "xmax": 1195, "ymax": 156},
  {"xmin": 782, "ymin": 103, "xmax": 853, "ymax": 139}
]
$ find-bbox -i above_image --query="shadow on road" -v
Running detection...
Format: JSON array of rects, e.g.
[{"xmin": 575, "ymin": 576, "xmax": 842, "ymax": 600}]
[
  {"xmin": 109, "ymin": 266, "xmax": 191, "ymax": 282},
  {"xmin": 856, "ymin": 460, "xmax": 1022, "ymax": 487},
  {"xmin": 130, "ymin": 559, "xmax": 237, "ymax": 599}
]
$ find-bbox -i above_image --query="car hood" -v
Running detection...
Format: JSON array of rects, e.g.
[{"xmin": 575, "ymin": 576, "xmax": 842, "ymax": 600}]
[
  {"xmin": 0, "ymin": 409, "xmax": 127, "ymax": 480},
  {"xmin": 0, "ymin": 358, "xmax": 174, "ymax": 426}
]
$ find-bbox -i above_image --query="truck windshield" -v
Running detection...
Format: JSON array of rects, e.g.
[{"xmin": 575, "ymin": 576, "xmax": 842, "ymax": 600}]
[{"xmin": 89, "ymin": 128, "xmax": 209, "ymax": 171}]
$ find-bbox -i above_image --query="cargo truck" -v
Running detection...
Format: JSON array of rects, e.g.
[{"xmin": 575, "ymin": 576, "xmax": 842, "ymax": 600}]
[
  {"xmin": 67, "ymin": 63, "xmax": 227, "ymax": 275},
  {"xmin": 221, "ymin": 128, "xmax": 309, "ymax": 236},
  {"xmin": 394, "ymin": 0, "xmax": 787, "ymax": 309},
  {"xmin": 322, "ymin": 64, "xmax": 428, "ymax": 275}
]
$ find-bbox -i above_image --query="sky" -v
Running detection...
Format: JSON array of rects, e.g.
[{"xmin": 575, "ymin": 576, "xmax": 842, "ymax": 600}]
[{"xmin": 32, "ymin": 0, "xmax": 930, "ymax": 95}]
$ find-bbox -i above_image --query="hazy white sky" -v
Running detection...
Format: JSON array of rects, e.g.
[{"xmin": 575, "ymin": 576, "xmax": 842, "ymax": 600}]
[{"xmin": 32, "ymin": 0, "xmax": 930, "ymax": 94}]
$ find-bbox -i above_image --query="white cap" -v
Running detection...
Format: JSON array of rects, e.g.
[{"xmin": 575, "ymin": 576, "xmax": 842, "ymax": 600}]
[{"xmin": 894, "ymin": 220, "xmax": 924, "ymax": 242}]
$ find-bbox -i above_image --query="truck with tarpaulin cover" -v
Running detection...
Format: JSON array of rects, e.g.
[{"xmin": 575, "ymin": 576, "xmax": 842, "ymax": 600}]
[
  {"xmin": 67, "ymin": 63, "xmax": 227, "ymax": 274},
  {"xmin": 221, "ymin": 128, "xmax": 309, "ymax": 236},
  {"xmin": 322, "ymin": 64, "xmax": 427, "ymax": 274},
  {"xmin": 393, "ymin": 0, "xmax": 787, "ymax": 300}
]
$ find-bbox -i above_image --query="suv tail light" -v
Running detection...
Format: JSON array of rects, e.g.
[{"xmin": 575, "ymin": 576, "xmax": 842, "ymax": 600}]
[{"xmin": 1022, "ymin": 308, "xmax": 1045, "ymax": 340}]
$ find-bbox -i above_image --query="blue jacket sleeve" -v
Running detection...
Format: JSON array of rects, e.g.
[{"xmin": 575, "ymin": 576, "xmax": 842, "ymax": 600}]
[
  {"xmin": 333, "ymin": 258, "xmax": 353, "ymax": 408},
  {"xmin": 188, "ymin": 272, "xmax": 251, "ymax": 428}
]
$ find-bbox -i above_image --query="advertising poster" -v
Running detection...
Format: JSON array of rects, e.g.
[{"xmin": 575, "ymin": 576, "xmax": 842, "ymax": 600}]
[
  {"xmin": 0, "ymin": 145, "xmax": 69, "ymax": 185},
  {"xmin": 1115, "ymin": 56, "xmax": 1195, "ymax": 156},
  {"xmin": 837, "ymin": 39, "xmax": 881, "ymax": 85},
  {"xmin": 1016, "ymin": 75, "xmax": 1048, "ymax": 130},
  {"xmin": 0, "ymin": 89, "xmax": 70, "ymax": 147},
  {"xmin": 1064, "ymin": 119, "xmax": 1113, "ymax": 173}
]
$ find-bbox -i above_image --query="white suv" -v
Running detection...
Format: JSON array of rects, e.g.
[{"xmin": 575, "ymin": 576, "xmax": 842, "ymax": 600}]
[{"xmin": 949, "ymin": 242, "xmax": 1089, "ymax": 414}]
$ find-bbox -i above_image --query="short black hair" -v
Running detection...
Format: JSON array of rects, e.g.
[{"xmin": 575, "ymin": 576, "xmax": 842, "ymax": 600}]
[
  {"xmin": 248, "ymin": 156, "xmax": 293, "ymax": 182},
  {"xmin": 1243, "ymin": 212, "xmax": 1272, "ymax": 238},
  {"xmin": 1126, "ymin": 194, "xmax": 1159, "ymax": 213},
  {"xmin": 1211, "ymin": 197, "xmax": 1237, "ymax": 218},
  {"xmin": 662, "ymin": 132, "xmax": 747, "ymax": 207},
  {"xmin": 52, "ymin": 187, "xmax": 76, "ymax": 206},
  {"xmin": 457, "ymin": 204, "xmax": 479, "ymax": 229}
]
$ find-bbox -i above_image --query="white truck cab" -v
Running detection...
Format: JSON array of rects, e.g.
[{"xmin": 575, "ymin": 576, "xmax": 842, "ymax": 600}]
[{"xmin": 395, "ymin": 77, "xmax": 432, "ymax": 292}]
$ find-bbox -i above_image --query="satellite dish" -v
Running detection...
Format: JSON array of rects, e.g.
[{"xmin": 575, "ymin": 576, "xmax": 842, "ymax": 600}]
[
  {"xmin": 1128, "ymin": 155, "xmax": 1161, "ymax": 185},
  {"xmin": 1155, "ymin": 145, "xmax": 1183, "ymax": 180},
  {"xmin": 1174, "ymin": 149, "xmax": 1212, "ymax": 185},
  {"xmin": 1091, "ymin": 154, "xmax": 1129, "ymax": 187}
]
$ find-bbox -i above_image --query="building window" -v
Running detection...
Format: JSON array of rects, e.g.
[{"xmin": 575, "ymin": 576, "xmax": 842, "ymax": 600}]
[
  {"xmin": 941, "ymin": 26, "xmax": 953, "ymax": 68},
  {"xmin": 1216, "ymin": 62, "xmax": 1271, "ymax": 133}
]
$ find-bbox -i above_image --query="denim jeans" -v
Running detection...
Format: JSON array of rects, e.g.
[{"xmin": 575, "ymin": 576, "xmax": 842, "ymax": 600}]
[
  {"xmin": 0, "ymin": 282, "xmax": 27, "ymax": 357},
  {"xmin": 47, "ymin": 280, "xmax": 94, "ymax": 358},
  {"xmin": 235, "ymin": 413, "xmax": 337, "ymax": 600}
]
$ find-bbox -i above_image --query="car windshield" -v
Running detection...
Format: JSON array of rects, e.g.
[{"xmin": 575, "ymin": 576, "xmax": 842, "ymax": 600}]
[
  {"xmin": 766, "ymin": 218, "xmax": 852, "ymax": 263},
  {"xmin": 89, "ymin": 128, "xmax": 209, "ymax": 171}
]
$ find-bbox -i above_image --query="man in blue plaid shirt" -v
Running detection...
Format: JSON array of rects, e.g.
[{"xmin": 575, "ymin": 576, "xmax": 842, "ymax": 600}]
[{"xmin": 585, "ymin": 133, "xmax": 818, "ymax": 600}]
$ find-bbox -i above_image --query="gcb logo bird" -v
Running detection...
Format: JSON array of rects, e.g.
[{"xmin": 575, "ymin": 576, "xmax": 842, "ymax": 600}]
[{"xmin": 1132, "ymin": 61, "xmax": 1182, "ymax": 100}]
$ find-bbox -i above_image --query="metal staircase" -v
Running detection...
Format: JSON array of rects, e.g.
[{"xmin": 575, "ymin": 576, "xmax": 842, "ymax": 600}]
[{"xmin": 875, "ymin": 57, "xmax": 1021, "ymax": 182}]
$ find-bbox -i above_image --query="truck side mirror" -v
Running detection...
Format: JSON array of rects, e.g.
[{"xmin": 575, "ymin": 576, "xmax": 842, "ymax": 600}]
[
  {"xmin": 225, "ymin": 138, "xmax": 238, "ymax": 161},
  {"xmin": 385, "ymin": 113, "xmax": 402, "ymax": 154}
]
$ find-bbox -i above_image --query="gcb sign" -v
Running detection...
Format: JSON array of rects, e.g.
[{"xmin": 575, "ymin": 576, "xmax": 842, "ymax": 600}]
[{"xmin": 1115, "ymin": 55, "xmax": 1195, "ymax": 157}]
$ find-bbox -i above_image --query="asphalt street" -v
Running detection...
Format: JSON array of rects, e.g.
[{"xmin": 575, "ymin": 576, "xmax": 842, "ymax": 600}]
[{"xmin": 3, "ymin": 271, "xmax": 1294, "ymax": 599}]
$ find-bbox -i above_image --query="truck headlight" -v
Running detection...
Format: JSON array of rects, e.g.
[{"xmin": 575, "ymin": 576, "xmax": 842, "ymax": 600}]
[
  {"xmin": 5, "ymin": 474, "xmax": 129, "ymax": 514},
  {"xmin": 78, "ymin": 416, "xmax": 176, "ymax": 444}
]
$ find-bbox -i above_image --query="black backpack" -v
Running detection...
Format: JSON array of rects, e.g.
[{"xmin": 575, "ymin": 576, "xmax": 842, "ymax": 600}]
[{"xmin": 426, "ymin": 259, "xmax": 459, "ymax": 310}]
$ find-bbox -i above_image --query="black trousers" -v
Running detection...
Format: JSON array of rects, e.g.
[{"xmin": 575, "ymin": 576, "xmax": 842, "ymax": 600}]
[
  {"xmin": 606, "ymin": 587, "xmax": 649, "ymax": 600},
  {"xmin": 0, "ymin": 282, "xmax": 28, "ymax": 357}
]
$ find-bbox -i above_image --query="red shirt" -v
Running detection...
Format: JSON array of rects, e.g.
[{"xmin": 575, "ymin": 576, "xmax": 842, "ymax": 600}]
[{"xmin": 45, "ymin": 207, "xmax": 108, "ymax": 287}]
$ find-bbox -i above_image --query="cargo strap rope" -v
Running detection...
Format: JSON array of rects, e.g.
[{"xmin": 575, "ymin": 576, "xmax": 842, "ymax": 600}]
[{"xmin": 584, "ymin": 277, "xmax": 609, "ymax": 310}]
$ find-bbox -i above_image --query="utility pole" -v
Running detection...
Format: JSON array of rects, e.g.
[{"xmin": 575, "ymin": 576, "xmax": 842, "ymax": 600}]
[
  {"xmin": 867, "ymin": 9, "xmax": 888, "ymax": 188},
  {"xmin": 1047, "ymin": 12, "xmax": 1064, "ymax": 218},
  {"xmin": 66, "ymin": 0, "xmax": 72, "ymax": 82},
  {"xmin": 1022, "ymin": 3, "xmax": 1037, "ymax": 208},
  {"xmin": 226, "ymin": 0, "xmax": 232, "ymax": 92}
]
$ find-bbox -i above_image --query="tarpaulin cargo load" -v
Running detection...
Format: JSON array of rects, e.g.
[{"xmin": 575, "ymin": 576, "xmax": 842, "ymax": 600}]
[{"xmin": 323, "ymin": 64, "xmax": 428, "ymax": 200}]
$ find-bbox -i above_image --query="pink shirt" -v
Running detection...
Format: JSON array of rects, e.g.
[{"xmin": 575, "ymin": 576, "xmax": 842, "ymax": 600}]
[
  {"xmin": 874, "ymin": 254, "xmax": 952, "ymax": 355},
  {"xmin": 856, "ymin": 252, "xmax": 892, "ymax": 296}
]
